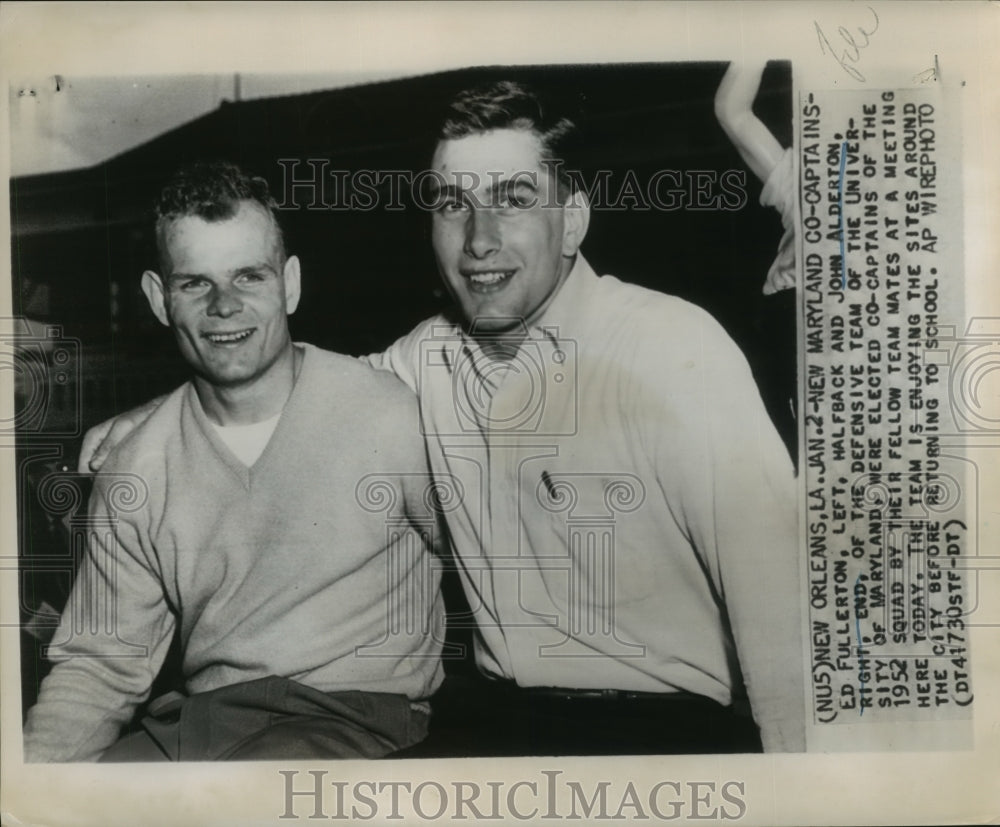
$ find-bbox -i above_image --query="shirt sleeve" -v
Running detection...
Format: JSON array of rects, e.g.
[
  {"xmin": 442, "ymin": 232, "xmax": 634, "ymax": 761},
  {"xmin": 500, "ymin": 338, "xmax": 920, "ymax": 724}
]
[
  {"xmin": 642, "ymin": 306, "xmax": 806, "ymax": 752},
  {"xmin": 360, "ymin": 321, "xmax": 431, "ymax": 393},
  {"xmin": 22, "ymin": 474, "xmax": 176, "ymax": 762}
]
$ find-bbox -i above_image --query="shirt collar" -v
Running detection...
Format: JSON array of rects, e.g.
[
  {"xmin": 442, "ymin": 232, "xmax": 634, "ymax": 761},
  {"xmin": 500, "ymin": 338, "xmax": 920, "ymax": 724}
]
[
  {"xmin": 454, "ymin": 254, "xmax": 599, "ymax": 357},
  {"xmin": 528, "ymin": 254, "xmax": 599, "ymax": 348}
]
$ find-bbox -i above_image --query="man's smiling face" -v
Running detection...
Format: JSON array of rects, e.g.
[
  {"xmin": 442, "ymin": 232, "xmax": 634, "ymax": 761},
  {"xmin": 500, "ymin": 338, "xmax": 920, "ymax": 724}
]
[
  {"xmin": 144, "ymin": 200, "xmax": 300, "ymax": 388},
  {"xmin": 430, "ymin": 128, "xmax": 585, "ymax": 335}
]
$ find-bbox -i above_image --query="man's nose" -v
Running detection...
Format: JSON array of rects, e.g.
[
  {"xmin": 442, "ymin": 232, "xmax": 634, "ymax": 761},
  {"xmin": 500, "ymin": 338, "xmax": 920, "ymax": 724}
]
[
  {"xmin": 207, "ymin": 285, "xmax": 243, "ymax": 317},
  {"xmin": 463, "ymin": 208, "xmax": 501, "ymax": 259}
]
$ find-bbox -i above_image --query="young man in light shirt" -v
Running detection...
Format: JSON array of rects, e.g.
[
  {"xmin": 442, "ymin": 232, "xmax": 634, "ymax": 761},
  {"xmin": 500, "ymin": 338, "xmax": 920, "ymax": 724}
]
[{"xmin": 81, "ymin": 82, "xmax": 805, "ymax": 753}]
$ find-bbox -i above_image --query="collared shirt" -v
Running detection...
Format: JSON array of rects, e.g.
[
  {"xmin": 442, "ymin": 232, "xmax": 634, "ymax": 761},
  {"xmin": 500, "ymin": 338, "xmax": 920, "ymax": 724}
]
[{"xmin": 368, "ymin": 255, "xmax": 804, "ymax": 750}]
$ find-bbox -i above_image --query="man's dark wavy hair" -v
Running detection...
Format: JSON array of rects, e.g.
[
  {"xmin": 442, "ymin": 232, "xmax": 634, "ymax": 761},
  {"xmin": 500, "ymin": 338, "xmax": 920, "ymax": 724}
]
[
  {"xmin": 440, "ymin": 80, "xmax": 579, "ymax": 196},
  {"xmin": 153, "ymin": 161, "xmax": 285, "ymax": 257}
]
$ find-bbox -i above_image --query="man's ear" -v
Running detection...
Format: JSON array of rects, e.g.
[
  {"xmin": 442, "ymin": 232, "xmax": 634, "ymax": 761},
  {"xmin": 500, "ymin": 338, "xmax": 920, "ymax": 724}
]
[
  {"xmin": 283, "ymin": 255, "xmax": 302, "ymax": 315},
  {"xmin": 141, "ymin": 270, "xmax": 170, "ymax": 327},
  {"xmin": 561, "ymin": 187, "xmax": 591, "ymax": 257}
]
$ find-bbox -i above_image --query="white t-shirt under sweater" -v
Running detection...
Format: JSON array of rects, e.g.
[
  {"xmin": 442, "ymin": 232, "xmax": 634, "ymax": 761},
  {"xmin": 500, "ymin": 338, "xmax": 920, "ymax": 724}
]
[
  {"xmin": 210, "ymin": 411, "xmax": 282, "ymax": 466},
  {"xmin": 24, "ymin": 344, "xmax": 445, "ymax": 762}
]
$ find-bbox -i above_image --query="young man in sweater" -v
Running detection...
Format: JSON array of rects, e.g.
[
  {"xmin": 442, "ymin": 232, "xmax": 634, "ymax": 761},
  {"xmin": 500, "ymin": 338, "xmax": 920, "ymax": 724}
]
[{"xmin": 23, "ymin": 162, "xmax": 445, "ymax": 762}]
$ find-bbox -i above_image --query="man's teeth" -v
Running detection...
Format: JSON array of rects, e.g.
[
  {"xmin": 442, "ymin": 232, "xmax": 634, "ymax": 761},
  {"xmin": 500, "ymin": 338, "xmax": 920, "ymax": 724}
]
[
  {"xmin": 206, "ymin": 330, "xmax": 253, "ymax": 343},
  {"xmin": 469, "ymin": 271, "xmax": 510, "ymax": 285}
]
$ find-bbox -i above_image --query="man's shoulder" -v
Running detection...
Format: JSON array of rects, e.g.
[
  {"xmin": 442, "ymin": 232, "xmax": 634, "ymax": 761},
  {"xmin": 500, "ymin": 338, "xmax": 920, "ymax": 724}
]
[
  {"xmin": 590, "ymin": 273, "xmax": 728, "ymax": 346},
  {"xmin": 385, "ymin": 313, "xmax": 457, "ymax": 356},
  {"xmin": 361, "ymin": 313, "xmax": 455, "ymax": 391},
  {"xmin": 305, "ymin": 344, "xmax": 418, "ymax": 406},
  {"xmin": 405, "ymin": 313, "xmax": 455, "ymax": 338},
  {"xmin": 300, "ymin": 345, "xmax": 426, "ymax": 467},
  {"xmin": 93, "ymin": 383, "xmax": 190, "ymax": 501},
  {"xmin": 300, "ymin": 345, "xmax": 423, "ymax": 450},
  {"xmin": 100, "ymin": 384, "xmax": 190, "ymax": 474},
  {"xmin": 580, "ymin": 273, "xmax": 755, "ymax": 397}
]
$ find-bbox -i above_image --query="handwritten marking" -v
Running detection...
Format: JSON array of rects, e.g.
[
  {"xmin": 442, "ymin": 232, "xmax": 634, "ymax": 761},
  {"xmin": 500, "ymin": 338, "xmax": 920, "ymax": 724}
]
[
  {"xmin": 914, "ymin": 54, "xmax": 941, "ymax": 85},
  {"xmin": 815, "ymin": 6, "xmax": 879, "ymax": 82}
]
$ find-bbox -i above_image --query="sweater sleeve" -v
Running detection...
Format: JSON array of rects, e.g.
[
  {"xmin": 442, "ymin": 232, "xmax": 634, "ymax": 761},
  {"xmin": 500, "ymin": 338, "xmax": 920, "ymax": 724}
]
[
  {"xmin": 364, "ymin": 370, "xmax": 445, "ymax": 555},
  {"xmin": 23, "ymin": 473, "xmax": 176, "ymax": 762},
  {"xmin": 642, "ymin": 308, "xmax": 806, "ymax": 752}
]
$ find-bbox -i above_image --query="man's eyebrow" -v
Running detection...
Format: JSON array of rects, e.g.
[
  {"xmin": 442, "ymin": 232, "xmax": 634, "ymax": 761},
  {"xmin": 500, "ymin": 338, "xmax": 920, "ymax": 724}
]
[
  {"xmin": 232, "ymin": 263, "xmax": 276, "ymax": 276},
  {"xmin": 489, "ymin": 176, "xmax": 538, "ymax": 198},
  {"xmin": 165, "ymin": 263, "xmax": 275, "ymax": 282},
  {"xmin": 431, "ymin": 176, "xmax": 537, "ymax": 193},
  {"xmin": 426, "ymin": 180, "xmax": 457, "ymax": 200},
  {"xmin": 165, "ymin": 271, "xmax": 205, "ymax": 283}
]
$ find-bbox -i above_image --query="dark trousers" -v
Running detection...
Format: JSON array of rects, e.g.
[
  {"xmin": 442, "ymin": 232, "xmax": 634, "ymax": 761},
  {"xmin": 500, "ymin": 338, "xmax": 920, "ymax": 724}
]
[
  {"xmin": 392, "ymin": 675, "xmax": 762, "ymax": 757},
  {"xmin": 99, "ymin": 676, "xmax": 428, "ymax": 762}
]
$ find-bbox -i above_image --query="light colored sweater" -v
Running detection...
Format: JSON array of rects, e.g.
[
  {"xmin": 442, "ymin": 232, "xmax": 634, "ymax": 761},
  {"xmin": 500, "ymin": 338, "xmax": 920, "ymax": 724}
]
[{"xmin": 24, "ymin": 344, "xmax": 445, "ymax": 762}]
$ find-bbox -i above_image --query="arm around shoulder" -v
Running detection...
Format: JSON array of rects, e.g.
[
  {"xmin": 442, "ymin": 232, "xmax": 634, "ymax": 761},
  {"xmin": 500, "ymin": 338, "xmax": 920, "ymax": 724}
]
[
  {"xmin": 77, "ymin": 394, "xmax": 170, "ymax": 473},
  {"xmin": 360, "ymin": 316, "xmax": 446, "ymax": 394}
]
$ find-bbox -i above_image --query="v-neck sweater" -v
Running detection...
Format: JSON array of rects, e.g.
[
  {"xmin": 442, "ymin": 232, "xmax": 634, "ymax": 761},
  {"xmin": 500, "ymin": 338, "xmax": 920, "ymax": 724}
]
[{"xmin": 25, "ymin": 344, "xmax": 445, "ymax": 762}]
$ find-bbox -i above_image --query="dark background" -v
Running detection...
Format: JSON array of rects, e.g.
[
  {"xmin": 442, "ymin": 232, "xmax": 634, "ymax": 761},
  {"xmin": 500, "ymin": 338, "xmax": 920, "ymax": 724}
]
[{"xmin": 12, "ymin": 61, "xmax": 796, "ymax": 716}]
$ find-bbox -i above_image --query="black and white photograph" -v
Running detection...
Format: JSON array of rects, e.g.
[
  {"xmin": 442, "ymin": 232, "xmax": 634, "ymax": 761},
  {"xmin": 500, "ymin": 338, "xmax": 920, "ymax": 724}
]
[{"xmin": 2, "ymin": 3, "xmax": 997, "ymax": 826}]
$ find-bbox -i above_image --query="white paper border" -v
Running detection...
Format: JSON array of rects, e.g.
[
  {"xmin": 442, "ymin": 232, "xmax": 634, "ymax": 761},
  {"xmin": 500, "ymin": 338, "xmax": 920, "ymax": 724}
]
[{"xmin": 2, "ymin": 3, "xmax": 997, "ymax": 825}]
